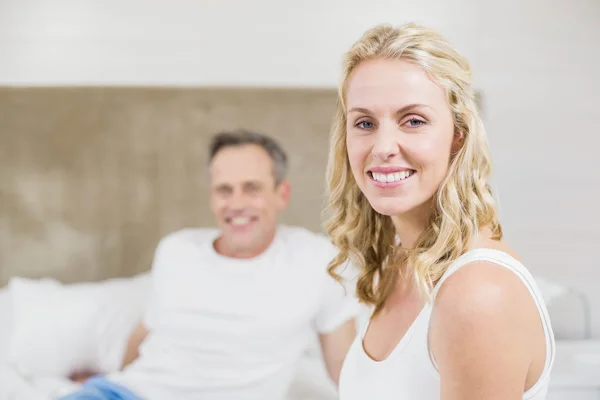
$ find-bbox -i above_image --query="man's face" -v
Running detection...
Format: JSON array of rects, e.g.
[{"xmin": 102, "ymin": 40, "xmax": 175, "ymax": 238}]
[{"xmin": 210, "ymin": 144, "xmax": 290, "ymax": 258}]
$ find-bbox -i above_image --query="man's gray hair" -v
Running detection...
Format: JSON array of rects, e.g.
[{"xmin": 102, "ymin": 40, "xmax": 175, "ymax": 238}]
[{"xmin": 208, "ymin": 129, "xmax": 289, "ymax": 185}]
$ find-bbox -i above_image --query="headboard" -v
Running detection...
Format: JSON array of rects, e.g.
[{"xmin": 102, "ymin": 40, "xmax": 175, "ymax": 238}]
[{"xmin": 0, "ymin": 87, "xmax": 337, "ymax": 285}]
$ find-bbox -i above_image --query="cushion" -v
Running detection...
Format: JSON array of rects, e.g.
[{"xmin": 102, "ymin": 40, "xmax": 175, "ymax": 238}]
[{"xmin": 7, "ymin": 273, "xmax": 150, "ymax": 378}]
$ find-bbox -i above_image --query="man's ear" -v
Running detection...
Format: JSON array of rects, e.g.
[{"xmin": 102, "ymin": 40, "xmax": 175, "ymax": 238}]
[{"xmin": 276, "ymin": 179, "xmax": 291, "ymax": 210}]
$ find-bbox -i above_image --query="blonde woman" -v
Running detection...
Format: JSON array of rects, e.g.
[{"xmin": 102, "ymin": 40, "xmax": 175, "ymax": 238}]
[{"xmin": 325, "ymin": 23, "xmax": 555, "ymax": 399}]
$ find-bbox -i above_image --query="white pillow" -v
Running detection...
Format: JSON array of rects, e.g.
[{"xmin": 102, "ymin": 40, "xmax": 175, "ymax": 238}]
[
  {"xmin": 7, "ymin": 273, "xmax": 150, "ymax": 378},
  {"xmin": 533, "ymin": 276, "xmax": 569, "ymax": 305}
]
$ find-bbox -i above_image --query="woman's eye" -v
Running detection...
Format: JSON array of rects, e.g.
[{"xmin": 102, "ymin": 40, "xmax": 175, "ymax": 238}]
[
  {"xmin": 356, "ymin": 120, "xmax": 374, "ymax": 129},
  {"xmin": 405, "ymin": 118, "xmax": 425, "ymax": 127}
]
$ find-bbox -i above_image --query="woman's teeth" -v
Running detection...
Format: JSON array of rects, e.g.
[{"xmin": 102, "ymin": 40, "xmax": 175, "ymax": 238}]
[{"xmin": 371, "ymin": 170, "xmax": 414, "ymax": 183}]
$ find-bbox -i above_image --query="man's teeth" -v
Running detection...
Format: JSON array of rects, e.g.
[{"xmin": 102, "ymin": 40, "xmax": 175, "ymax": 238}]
[
  {"xmin": 231, "ymin": 217, "xmax": 251, "ymax": 225},
  {"xmin": 372, "ymin": 171, "xmax": 413, "ymax": 183}
]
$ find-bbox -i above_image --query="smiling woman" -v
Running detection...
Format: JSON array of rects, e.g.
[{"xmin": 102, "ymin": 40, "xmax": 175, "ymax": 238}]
[
  {"xmin": 324, "ymin": 23, "xmax": 555, "ymax": 400},
  {"xmin": 344, "ymin": 59, "xmax": 462, "ymax": 221}
]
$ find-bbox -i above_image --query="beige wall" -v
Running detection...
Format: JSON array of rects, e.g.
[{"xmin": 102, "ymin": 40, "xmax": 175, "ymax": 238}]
[{"xmin": 0, "ymin": 87, "xmax": 337, "ymax": 285}]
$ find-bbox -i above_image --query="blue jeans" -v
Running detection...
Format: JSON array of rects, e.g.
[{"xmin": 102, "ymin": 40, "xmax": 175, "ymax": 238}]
[{"xmin": 58, "ymin": 376, "xmax": 141, "ymax": 400}]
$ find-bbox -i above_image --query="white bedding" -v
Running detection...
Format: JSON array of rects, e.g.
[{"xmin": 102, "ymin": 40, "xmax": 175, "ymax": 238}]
[
  {"xmin": 0, "ymin": 282, "xmax": 337, "ymax": 400},
  {"xmin": 5, "ymin": 276, "xmax": 591, "ymax": 400},
  {"xmin": 550, "ymin": 340, "xmax": 600, "ymax": 390},
  {"xmin": 0, "ymin": 285, "xmax": 78, "ymax": 400},
  {"xmin": 0, "ymin": 361, "xmax": 335, "ymax": 400},
  {"xmin": 0, "ymin": 362, "xmax": 79, "ymax": 400}
]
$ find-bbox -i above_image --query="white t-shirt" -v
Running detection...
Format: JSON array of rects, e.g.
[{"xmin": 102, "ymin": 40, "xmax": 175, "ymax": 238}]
[{"xmin": 109, "ymin": 225, "xmax": 359, "ymax": 400}]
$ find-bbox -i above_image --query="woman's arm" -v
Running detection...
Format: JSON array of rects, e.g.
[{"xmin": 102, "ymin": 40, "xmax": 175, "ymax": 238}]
[{"xmin": 429, "ymin": 261, "xmax": 543, "ymax": 400}]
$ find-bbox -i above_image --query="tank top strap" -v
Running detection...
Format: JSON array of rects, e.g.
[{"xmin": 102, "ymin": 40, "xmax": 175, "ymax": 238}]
[{"xmin": 432, "ymin": 248, "xmax": 540, "ymax": 302}]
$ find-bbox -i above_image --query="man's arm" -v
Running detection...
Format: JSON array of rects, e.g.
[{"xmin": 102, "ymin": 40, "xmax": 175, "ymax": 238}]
[
  {"xmin": 318, "ymin": 318, "xmax": 356, "ymax": 385},
  {"xmin": 119, "ymin": 235, "xmax": 172, "ymax": 370},
  {"xmin": 120, "ymin": 321, "xmax": 149, "ymax": 370},
  {"xmin": 312, "ymin": 236, "xmax": 361, "ymax": 385}
]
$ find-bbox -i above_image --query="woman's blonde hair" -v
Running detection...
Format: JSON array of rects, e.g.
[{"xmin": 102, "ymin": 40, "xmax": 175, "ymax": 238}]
[{"xmin": 324, "ymin": 23, "xmax": 502, "ymax": 311}]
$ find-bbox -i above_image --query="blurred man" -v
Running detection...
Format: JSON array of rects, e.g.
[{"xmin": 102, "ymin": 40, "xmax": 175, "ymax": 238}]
[{"xmin": 61, "ymin": 130, "xmax": 358, "ymax": 400}]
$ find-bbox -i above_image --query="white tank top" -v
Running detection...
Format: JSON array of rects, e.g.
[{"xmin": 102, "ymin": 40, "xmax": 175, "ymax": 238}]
[{"xmin": 339, "ymin": 248, "xmax": 555, "ymax": 400}]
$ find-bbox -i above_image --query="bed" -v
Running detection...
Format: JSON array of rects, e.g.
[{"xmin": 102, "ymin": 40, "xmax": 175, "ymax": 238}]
[
  {"xmin": 0, "ymin": 278, "xmax": 342, "ymax": 400},
  {"xmin": 3, "ymin": 277, "xmax": 600, "ymax": 400},
  {"xmin": 548, "ymin": 340, "xmax": 600, "ymax": 400}
]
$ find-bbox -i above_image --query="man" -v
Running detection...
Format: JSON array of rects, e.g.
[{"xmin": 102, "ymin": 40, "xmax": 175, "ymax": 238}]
[{"xmin": 62, "ymin": 129, "xmax": 358, "ymax": 400}]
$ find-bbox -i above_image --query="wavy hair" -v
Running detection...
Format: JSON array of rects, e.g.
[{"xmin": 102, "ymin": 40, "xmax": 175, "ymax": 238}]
[{"xmin": 324, "ymin": 23, "xmax": 502, "ymax": 312}]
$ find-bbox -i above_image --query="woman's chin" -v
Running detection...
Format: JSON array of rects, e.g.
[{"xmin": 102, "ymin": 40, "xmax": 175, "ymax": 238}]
[{"xmin": 368, "ymin": 197, "xmax": 413, "ymax": 217}]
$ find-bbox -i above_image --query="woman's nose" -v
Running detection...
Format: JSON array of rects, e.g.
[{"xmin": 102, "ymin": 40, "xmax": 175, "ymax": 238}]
[{"xmin": 371, "ymin": 125, "xmax": 400, "ymax": 161}]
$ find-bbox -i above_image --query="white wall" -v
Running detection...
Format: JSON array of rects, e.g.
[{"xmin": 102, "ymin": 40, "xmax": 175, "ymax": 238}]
[{"xmin": 1, "ymin": 0, "xmax": 600, "ymax": 336}]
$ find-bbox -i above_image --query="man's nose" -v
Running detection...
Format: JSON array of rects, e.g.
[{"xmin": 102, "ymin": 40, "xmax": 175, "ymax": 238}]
[{"xmin": 228, "ymin": 191, "xmax": 248, "ymax": 211}]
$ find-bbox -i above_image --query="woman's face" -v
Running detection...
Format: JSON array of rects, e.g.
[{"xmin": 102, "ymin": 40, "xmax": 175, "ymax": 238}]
[{"xmin": 345, "ymin": 58, "xmax": 459, "ymax": 218}]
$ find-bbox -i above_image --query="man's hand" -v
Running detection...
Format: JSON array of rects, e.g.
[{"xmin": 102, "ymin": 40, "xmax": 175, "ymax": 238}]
[
  {"xmin": 69, "ymin": 369, "xmax": 98, "ymax": 383},
  {"xmin": 120, "ymin": 322, "xmax": 149, "ymax": 370},
  {"xmin": 318, "ymin": 319, "xmax": 357, "ymax": 385}
]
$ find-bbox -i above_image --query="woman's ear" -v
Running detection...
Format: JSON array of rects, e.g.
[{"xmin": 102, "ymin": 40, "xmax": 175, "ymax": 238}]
[{"xmin": 451, "ymin": 130, "xmax": 465, "ymax": 154}]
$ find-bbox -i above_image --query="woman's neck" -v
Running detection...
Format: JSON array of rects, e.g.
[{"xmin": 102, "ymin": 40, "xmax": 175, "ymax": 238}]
[{"xmin": 391, "ymin": 203, "xmax": 432, "ymax": 249}]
